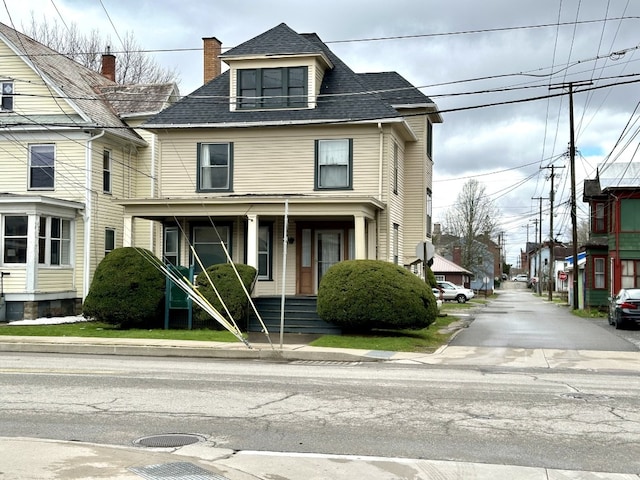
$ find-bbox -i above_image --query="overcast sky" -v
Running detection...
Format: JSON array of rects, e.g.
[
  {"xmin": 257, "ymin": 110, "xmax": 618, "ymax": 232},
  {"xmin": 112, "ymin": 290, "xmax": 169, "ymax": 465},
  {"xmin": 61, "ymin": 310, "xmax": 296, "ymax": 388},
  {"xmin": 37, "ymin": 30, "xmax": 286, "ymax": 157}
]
[{"xmin": 2, "ymin": 0, "xmax": 640, "ymax": 266}]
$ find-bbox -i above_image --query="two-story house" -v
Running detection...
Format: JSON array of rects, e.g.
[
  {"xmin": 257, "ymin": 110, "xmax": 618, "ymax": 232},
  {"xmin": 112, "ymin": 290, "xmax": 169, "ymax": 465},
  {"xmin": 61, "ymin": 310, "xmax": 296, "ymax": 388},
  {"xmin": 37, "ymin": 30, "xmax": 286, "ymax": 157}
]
[
  {"xmin": 582, "ymin": 162, "xmax": 640, "ymax": 309},
  {"xmin": 123, "ymin": 23, "xmax": 441, "ymax": 318},
  {"xmin": 0, "ymin": 22, "xmax": 178, "ymax": 320}
]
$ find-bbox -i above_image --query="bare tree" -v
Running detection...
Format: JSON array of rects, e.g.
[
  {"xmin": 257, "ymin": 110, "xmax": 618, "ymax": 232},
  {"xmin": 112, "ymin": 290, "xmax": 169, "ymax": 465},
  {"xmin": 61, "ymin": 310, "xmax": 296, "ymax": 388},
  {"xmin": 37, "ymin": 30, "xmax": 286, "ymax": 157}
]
[
  {"xmin": 443, "ymin": 179, "xmax": 500, "ymax": 271},
  {"xmin": 24, "ymin": 14, "xmax": 179, "ymax": 85}
]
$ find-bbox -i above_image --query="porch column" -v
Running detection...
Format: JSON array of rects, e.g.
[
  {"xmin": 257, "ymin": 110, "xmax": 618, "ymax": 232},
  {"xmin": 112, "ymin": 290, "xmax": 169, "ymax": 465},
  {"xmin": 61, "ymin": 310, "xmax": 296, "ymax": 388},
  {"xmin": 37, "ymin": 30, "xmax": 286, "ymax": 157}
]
[
  {"xmin": 25, "ymin": 214, "xmax": 37, "ymax": 292},
  {"xmin": 123, "ymin": 215, "xmax": 133, "ymax": 247},
  {"xmin": 354, "ymin": 214, "xmax": 366, "ymax": 259},
  {"xmin": 368, "ymin": 218, "xmax": 377, "ymax": 260},
  {"xmin": 246, "ymin": 214, "xmax": 258, "ymax": 268}
]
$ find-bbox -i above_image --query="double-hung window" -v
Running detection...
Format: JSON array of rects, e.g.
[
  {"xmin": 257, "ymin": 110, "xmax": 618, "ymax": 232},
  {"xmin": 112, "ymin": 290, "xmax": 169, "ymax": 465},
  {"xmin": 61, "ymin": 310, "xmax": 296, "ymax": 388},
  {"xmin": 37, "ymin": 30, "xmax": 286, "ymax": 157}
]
[
  {"xmin": 593, "ymin": 201, "xmax": 606, "ymax": 233},
  {"xmin": 621, "ymin": 260, "xmax": 640, "ymax": 288},
  {"xmin": 197, "ymin": 143, "xmax": 233, "ymax": 192},
  {"xmin": 393, "ymin": 143, "xmax": 398, "ymax": 195},
  {"xmin": 315, "ymin": 139, "xmax": 352, "ymax": 190},
  {"xmin": 258, "ymin": 223, "xmax": 272, "ymax": 280},
  {"xmin": 3, "ymin": 215, "xmax": 27, "ymax": 264},
  {"xmin": 103, "ymin": 149, "xmax": 112, "ymax": 193},
  {"xmin": 38, "ymin": 217, "xmax": 71, "ymax": 266},
  {"xmin": 105, "ymin": 228, "xmax": 115, "ymax": 256},
  {"xmin": 237, "ymin": 67, "xmax": 307, "ymax": 109},
  {"xmin": 164, "ymin": 227, "xmax": 179, "ymax": 265},
  {"xmin": 593, "ymin": 256, "xmax": 606, "ymax": 289},
  {"xmin": 29, "ymin": 144, "xmax": 55, "ymax": 190},
  {"xmin": 1, "ymin": 81, "xmax": 13, "ymax": 111}
]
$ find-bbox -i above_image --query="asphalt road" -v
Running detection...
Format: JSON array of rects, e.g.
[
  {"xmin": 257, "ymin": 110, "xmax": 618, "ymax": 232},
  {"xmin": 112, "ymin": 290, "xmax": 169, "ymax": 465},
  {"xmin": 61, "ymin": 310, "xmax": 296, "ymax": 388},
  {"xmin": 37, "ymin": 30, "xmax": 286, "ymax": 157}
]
[
  {"xmin": 450, "ymin": 287, "xmax": 639, "ymax": 351},
  {"xmin": 1, "ymin": 352, "xmax": 640, "ymax": 474}
]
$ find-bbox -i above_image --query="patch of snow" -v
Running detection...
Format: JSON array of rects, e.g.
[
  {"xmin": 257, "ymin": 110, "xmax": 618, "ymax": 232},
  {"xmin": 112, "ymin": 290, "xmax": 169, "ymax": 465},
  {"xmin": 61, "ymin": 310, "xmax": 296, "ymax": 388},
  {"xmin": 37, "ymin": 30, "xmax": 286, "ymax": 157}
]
[{"xmin": 6, "ymin": 316, "xmax": 88, "ymax": 326}]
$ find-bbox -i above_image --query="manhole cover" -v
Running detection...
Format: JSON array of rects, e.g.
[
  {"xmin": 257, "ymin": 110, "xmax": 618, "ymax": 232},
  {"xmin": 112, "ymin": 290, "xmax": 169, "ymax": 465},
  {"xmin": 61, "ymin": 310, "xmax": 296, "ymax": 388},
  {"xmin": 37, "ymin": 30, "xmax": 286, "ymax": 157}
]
[{"xmin": 134, "ymin": 434, "xmax": 205, "ymax": 448}]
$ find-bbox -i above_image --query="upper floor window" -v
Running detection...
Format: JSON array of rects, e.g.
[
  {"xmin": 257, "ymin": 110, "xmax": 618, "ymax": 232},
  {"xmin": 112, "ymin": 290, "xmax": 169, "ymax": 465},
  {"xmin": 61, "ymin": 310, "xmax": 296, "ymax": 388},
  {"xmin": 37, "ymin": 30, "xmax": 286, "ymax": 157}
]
[
  {"xmin": 393, "ymin": 142, "xmax": 398, "ymax": 195},
  {"xmin": 38, "ymin": 216, "xmax": 71, "ymax": 266},
  {"xmin": 426, "ymin": 119, "xmax": 433, "ymax": 159},
  {"xmin": 1, "ymin": 81, "xmax": 13, "ymax": 111},
  {"xmin": 29, "ymin": 144, "xmax": 55, "ymax": 190},
  {"xmin": 3, "ymin": 215, "xmax": 27, "ymax": 264},
  {"xmin": 592, "ymin": 201, "xmax": 606, "ymax": 233},
  {"xmin": 197, "ymin": 142, "xmax": 233, "ymax": 192},
  {"xmin": 103, "ymin": 149, "xmax": 112, "ymax": 194},
  {"xmin": 237, "ymin": 67, "xmax": 307, "ymax": 109},
  {"xmin": 315, "ymin": 139, "xmax": 352, "ymax": 190}
]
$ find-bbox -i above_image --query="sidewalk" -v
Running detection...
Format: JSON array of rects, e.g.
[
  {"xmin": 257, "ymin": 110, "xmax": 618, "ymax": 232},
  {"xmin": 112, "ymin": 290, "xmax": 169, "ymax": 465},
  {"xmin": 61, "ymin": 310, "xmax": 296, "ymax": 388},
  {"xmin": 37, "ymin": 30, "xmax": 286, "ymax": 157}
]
[
  {"xmin": 1, "ymin": 333, "xmax": 640, "ymax": 371},
  {"xmin": 2, "ymin": 322, "xmax": 640, "ymax": 478},
  {"xmin": 2, "ymin": 436, "xmax": 638, "ymax": 480}
]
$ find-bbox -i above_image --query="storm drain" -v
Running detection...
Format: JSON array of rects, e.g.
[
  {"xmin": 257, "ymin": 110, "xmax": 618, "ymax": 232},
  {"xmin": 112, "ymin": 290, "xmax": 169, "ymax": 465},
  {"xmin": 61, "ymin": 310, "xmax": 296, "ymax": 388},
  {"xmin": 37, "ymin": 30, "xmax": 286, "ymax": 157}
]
[
  {"xmin": 129, "ymin": 462, "xmax": 230, "ymax": 480},
  {"xmin": 133, "ymin": 433, "xmax": 205, "ymax": 448}
]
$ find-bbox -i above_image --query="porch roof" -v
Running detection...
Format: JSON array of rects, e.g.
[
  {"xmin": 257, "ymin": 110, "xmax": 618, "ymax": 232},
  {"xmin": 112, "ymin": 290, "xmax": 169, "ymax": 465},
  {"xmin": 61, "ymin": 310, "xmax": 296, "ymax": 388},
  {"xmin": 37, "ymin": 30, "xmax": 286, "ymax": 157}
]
[{"xmin": 118, "ymin": 195, "xmax": 385, "ymax": 221}]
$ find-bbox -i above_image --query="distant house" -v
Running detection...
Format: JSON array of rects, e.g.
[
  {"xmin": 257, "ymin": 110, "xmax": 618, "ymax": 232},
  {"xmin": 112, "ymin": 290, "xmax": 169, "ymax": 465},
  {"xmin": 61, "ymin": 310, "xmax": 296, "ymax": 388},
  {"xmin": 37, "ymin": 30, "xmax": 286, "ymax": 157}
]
[
  {"xmin": 122, "ymin": 23, "xmax": 441, "ymax": 317},
  {"xmin": 0, "ymin": 23, "xmax": 178, "ymax": 320},
  {"xmin": 430, "ymin": 254, "xmax": 473, "ymax": 288},
  {"xmin": 582, "ymin": 163, "xmax": 640, "ymax": 309}
]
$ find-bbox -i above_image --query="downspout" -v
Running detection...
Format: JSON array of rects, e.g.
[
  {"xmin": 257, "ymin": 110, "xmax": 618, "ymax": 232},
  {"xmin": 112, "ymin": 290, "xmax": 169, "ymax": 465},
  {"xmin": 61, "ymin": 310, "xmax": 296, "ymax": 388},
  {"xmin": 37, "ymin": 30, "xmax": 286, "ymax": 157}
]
[
  {"xmin": 378, "ymin": 122, "xmax": 383, "ymax": 199},
  {"xmin": 377, "ymin": 123, "xmax": 383, "ymax": 260},
  {"xmin": 150, "ymin": 136, "xmax": 156, "ymax": 249},
  {"xmin": 83, "ymin": 130, "xmax": 105, "ymax": 300}
]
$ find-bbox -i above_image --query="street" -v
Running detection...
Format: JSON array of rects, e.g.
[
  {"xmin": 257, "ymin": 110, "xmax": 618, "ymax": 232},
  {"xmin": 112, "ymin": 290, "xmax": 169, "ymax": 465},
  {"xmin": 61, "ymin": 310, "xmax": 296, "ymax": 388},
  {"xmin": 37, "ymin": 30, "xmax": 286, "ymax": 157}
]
[{"xmin": 1, "ymin": 289, "xmax": 640, "ymax": 475}]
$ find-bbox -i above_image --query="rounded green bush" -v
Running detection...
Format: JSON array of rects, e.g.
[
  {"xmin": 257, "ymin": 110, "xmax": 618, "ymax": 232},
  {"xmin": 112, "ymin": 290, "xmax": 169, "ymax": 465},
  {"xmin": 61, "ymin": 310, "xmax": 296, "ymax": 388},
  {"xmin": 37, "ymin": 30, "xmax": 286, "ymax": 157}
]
[
  {"xmin": 193, "ymin": 263, "xmax": 257, "ymax": 329},
  {"xmin": 317, "ymin": 259, "xmax": 437, "ymax": 332},
  {"xmin": 83, "ymin": 247, "xmax": 166, "ymax": 328}
]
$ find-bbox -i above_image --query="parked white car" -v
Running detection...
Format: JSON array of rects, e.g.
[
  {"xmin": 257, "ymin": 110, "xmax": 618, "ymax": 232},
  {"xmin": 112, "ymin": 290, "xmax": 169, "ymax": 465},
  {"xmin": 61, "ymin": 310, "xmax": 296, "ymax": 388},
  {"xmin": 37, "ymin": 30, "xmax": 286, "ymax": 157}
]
[{"xmin": 436, "ymin": 281, "xmax": 475, "ymax": 303}]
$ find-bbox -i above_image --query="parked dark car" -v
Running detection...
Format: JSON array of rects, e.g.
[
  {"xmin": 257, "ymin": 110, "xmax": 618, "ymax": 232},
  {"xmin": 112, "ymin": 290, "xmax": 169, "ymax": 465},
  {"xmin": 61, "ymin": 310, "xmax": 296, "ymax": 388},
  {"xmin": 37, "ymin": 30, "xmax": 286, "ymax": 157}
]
[{"xmin": 608, "ymin": 288, "xmax": 640, "ymax": 329}]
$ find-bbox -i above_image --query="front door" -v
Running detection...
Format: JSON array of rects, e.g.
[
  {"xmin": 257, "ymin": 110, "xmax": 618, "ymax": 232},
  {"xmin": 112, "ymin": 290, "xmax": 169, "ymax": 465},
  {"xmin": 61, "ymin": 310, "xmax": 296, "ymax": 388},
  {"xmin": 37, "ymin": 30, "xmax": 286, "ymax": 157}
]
[
  {"xmin": 316, "ymin": 230, "xmax": 343, "ymax": 291},
  {"xmin": 297, "ymin": 227, "xmax": 345, "ymax": 295}
]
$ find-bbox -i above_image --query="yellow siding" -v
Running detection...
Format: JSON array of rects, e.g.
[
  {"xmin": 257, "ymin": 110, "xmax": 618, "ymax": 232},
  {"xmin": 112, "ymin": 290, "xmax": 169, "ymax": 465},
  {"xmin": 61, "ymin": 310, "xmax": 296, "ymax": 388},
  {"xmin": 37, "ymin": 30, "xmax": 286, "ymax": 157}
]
[
  {"xmin": 0, "ymin": 41, "xmax": 77, "ymax": 116},
  {"xmin": 36, "ymin": 269, "xmax": 74, "ymax": 292},
  {"xmin": 157, "ymin": 125, "xmax": 382, "ymax": 198},
  {"xmin": 0, "ymin": 269, "xmax": 26, "ymax": 293},
  {"xmin": 0, "ymin": 135, "xmax": 87, "ymax": 201}
]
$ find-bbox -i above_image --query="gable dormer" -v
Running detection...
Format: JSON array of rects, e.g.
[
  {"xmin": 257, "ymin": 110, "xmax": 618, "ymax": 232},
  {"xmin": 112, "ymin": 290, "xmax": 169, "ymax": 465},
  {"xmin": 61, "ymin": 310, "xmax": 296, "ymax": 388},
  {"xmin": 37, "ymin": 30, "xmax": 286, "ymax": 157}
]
[{"xmin": 220, "ymin": 23, "xmax": 333, "ymax": 112}]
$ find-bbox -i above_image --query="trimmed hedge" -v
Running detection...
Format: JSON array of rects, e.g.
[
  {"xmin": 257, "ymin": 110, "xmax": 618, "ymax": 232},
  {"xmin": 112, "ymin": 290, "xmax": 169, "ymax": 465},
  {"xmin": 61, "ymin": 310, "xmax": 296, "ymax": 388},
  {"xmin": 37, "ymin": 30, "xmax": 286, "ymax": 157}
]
[
  {"xmin": 193, "ymin": 263, "xmax": 257, "ymax": 329},
  {"xmin": 317, "ymin": 259, "xmax": 437, "ymax": 332},
  {"xmin": 82, "ymin": 247, "xmax": 165, "ymax": 328}
]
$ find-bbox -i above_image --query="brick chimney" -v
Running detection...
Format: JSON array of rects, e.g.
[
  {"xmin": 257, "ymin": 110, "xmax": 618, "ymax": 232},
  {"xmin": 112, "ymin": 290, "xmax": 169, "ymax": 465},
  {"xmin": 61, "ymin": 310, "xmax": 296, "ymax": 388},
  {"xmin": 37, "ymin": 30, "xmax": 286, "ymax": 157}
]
[
  {"xmin": 101, "ymin": 46, "xmax": 116, "ymax": 82},
  {"xmin": 453, "ymin": 245, "xmax": 462, "ymax": 266},
  {"xmin": 203, "ymin": 37, "xmax": 222, "ymax": 84}
]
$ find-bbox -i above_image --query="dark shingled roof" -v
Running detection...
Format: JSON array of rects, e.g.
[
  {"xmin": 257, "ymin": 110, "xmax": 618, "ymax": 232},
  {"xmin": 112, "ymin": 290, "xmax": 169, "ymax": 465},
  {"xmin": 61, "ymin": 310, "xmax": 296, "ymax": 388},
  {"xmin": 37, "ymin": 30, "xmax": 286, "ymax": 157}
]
[
  {"xmin": 221, "ymin": 23, "xmax": 324, "ymax": 58},
  {"xmin": 144, "ymin": 23, "xmax": 434, "ymax": 128}
]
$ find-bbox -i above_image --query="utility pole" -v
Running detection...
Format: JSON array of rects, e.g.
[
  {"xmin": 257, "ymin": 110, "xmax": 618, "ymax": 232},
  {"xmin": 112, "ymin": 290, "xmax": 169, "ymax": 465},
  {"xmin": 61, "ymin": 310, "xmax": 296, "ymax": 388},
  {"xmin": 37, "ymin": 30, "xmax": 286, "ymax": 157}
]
[
  {"xmin": 532, "ymin": 218, "xmax": 538, "ymax": 289},
  {"xmin": 549, "ymin": 80, "xmax": 591, "ymax": 310},
  {"xmin": 532, "ymin": 197, "xmax": 547, "ymax": 295},
  {"xmin": 543, "ymin": 164, "xmax": 565, "ymax": 301}
]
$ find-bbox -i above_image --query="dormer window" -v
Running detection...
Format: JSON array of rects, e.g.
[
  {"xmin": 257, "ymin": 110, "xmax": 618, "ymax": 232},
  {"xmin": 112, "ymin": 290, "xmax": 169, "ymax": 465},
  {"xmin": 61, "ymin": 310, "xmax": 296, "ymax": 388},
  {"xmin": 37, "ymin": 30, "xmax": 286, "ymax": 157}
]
[
  {"xmin": 237, "ymin": 67, "xmax": 307, "ymax": 109},
  {"xmin": 1, "ymin": 81, "xmax": 13, "ymax": 111}
]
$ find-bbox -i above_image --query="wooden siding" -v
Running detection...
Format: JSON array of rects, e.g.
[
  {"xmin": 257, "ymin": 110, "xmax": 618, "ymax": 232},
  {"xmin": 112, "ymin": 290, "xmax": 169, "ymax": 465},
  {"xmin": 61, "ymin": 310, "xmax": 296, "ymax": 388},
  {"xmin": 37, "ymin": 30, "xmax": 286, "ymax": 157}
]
[
  {"xmin": 0, "ymin": 42, "xmax": 77, "ymax": 116},
  {"xmin": 157, "ymin": 125, "xmax": 382, "ymax": 198},
  {"xmin": 0, "ymin": 134, "xmax": 87, "ymax": 199},
  {"xmin": 36, "ymin": 268, "xmax": 74, "ymax": 292}
]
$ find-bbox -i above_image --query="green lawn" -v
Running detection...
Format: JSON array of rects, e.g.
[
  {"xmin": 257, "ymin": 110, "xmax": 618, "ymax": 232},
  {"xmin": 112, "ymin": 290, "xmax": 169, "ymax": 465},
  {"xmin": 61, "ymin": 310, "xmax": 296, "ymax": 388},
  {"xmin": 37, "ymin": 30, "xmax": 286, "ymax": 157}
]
[{"xmin": 0, "ymin": 300, "xmax": 478, "ymax": 352}]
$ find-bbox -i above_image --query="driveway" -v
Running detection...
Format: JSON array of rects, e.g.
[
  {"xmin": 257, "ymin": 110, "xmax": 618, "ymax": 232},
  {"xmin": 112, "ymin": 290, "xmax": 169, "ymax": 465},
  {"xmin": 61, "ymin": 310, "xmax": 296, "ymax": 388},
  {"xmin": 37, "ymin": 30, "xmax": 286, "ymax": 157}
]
[{"xmin": 450, "ymin": 288, "xmax": 638, "ymax": 351}]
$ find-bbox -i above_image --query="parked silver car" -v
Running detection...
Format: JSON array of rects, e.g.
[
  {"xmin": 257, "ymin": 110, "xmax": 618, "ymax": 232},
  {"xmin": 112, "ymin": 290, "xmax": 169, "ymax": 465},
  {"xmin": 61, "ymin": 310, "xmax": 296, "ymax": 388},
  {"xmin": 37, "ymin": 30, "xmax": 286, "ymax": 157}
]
[{"xmin": 436, "ymin": 281, "xmax": 475, "ymax": 303}]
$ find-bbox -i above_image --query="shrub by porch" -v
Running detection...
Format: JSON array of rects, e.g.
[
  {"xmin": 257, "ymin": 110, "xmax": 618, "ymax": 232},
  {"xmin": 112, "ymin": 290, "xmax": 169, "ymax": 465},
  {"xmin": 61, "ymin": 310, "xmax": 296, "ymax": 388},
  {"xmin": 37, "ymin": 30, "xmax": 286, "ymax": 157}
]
[{"xmin": 317, "ymin": 259, "xmax": 437, "ymax": 333}]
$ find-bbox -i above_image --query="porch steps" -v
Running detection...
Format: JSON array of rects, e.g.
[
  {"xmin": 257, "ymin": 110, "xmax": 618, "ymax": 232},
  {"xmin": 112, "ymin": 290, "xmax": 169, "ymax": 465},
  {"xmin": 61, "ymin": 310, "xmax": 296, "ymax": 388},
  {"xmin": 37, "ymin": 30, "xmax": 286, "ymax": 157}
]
[{"xmin": 247, "ymin": 296, "xmax": 341, "ymax": 335}]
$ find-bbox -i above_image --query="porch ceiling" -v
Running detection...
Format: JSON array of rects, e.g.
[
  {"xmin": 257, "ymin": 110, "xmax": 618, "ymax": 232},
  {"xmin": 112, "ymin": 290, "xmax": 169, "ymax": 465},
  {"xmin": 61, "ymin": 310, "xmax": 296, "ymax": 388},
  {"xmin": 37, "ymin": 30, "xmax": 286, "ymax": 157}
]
[{"xmin": 119, "ymin": 195, "xmax": 385, "ymax": 221}]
